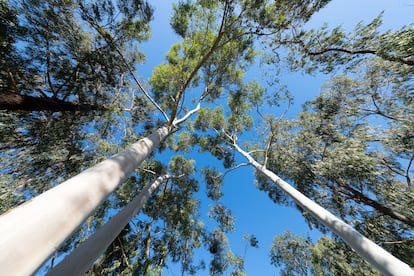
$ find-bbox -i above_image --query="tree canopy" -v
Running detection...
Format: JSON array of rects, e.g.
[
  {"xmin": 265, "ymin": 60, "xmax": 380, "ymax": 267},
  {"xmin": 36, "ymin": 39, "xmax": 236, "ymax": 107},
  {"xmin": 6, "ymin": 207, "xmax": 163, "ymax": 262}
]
[{"xmin": 0, "ymin": 0, "xmax": 413, "ymax": 275}]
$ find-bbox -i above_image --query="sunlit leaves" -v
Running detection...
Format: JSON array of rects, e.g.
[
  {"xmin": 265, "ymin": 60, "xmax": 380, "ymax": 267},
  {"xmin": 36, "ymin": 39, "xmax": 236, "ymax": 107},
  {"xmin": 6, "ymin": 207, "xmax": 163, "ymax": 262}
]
[
  {"xmin": 169, "ymin": 155, "xmax": 195, "ymax": 176},
  {"xmin": 170, "ymin": 1, "xmax": 196, "ymax": 37},
  {"xmin": 194, "ymin": 107, "xmax": 225, "ymax": 132}
]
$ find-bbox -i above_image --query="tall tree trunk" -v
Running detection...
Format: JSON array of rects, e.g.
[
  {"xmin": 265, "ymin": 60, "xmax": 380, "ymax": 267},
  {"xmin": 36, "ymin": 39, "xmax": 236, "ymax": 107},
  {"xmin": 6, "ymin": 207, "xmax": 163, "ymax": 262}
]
[
  {"xmin": 0, "ymin": 92, "xmax": 104, "ymax": 112},
  {"xmin": 233, "ymin": 143, "xmax": 414, "ymax": 276},
  {"xmin": 47, "ymin": 175, "xmax": 171, "ymax": 275},
  {"xmin": 0, "ymin": 126, "xmax": 172, "ymax": 275}
]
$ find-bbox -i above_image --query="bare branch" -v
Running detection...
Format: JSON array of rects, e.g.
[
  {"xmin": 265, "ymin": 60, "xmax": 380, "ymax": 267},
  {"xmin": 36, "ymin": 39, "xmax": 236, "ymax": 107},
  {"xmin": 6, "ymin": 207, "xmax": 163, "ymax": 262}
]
[
  {"xmin": 139, "ymin": 168, "xmax": 158, "ymax": 175},
  {"xmin": 173, "ymin": 101, "xmax": 201, "ymax": 126},
  {"xmin": 379, "ymin": 239, "xmax": 414, "ymax": 245}
]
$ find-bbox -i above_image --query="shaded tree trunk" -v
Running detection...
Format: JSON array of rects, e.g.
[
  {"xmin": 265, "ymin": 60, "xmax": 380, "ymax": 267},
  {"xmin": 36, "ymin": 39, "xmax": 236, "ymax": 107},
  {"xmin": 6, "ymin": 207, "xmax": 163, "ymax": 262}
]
[{"xmin": 0, "ymin": 92, "xmax": 104, "ymax": 112}]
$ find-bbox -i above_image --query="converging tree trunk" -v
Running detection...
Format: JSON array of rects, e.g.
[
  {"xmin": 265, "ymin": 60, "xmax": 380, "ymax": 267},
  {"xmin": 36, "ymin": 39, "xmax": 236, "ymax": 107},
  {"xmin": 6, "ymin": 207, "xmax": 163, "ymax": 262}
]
[
  {"xmin": 47, "ymin": 174, "xmax": 172, "ymax": 275},
  {"xmin": 0, "ymin": 126, "xmax": 172, "ymax": 275},
  {"xmin": 232, "ymin": 142, "xmax": 414, "ymax": 276}
]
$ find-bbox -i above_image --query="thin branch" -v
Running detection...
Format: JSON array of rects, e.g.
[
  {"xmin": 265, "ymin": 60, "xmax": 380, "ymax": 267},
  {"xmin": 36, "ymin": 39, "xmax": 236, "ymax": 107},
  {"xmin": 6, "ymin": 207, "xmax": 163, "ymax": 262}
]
[
  {"xmin": 379, "ymin": 239, "xmax": 414, "ymax": 245},
  {"xmin": 6, "ymin": 70, "xmax": 19, "ymax": 94},
  {"xmin": 381, "ymin": 158, "xmax": 406, "ymax": 178},
  {"xmin": 247, "ymin": 149, "xmax": 265, "ymax": 155},
  {"xmin": 169, "ymin": 1, "xmax": 230, "ymax": 124},
  {"xmin": 263, "ymin": 133, "xmax": 273, "ymax": 169},
  {"xmin": 279, "ymin": 33, "xmax": 414, "ymax": 66},
  {"xmin": 140, "ymin": 168, "xmax": 158, "ymax": 175},
  {"xmin": 406, "ymin": 155, "xmax": 414, "ymax": 187},
  {"xmin": 309, "ymin": 47, "xmax": 377, "ymax": 56},
  {"xmin": 223, "ymin": 162, "xmax": 251, "ymax": 176},
  {"xmin": 117, "ymin": 237, "xmax": 130, "ymax": 267},
  {"xmin": 45, "ymin": 31, "xmax": 56, "ymax": 98},
  {"xmin": 86, "ymin": 20, "xmax": 170, "ymax": 122}
]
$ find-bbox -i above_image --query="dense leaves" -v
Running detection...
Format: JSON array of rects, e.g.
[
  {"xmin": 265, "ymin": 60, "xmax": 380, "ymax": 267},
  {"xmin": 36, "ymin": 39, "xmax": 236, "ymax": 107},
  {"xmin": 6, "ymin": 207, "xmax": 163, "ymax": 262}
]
[
  {"xmin": 2, "ymin": 0, "xmax": 412, "ymax": 274},
  {"xmin": 0, "ymin": 0, "xmax": 154, "ymax": 209},
  {"xmin": 259, "ymin": 26, "xmax": 414, "ymax": 270},
  {"xmin": 270, "ymin": 231, "xmax": 380, "ymax": 275}
]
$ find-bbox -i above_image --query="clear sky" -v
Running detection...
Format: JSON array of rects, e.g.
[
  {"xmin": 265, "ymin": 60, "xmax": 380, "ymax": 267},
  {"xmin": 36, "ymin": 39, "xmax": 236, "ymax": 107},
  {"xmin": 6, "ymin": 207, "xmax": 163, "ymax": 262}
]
[{"xmin": 136, "ymin": 1, "xmax": 413, "ymax": 275}]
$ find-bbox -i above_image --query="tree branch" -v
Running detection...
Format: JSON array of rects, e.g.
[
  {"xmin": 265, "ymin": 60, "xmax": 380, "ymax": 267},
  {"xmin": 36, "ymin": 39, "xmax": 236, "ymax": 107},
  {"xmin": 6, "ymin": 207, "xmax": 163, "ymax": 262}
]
[
  {"xmin": 172, "ymin": 101, "xmax": 201, "ymax": 126},
  {"xmin": 308, "ymin": 47, "xmax": 376, "ymax": 56},
  {"xmin": 169, "ymin": 2, "xmax": 231, "ymax": 124},
  {"xmin": 85, "ymin": 19, "xmax": 170, "ymax": 122},
  {"xmin": 340, "ymin": 184, "xmax": 414, "ymax": 227},
  {"xmin": 406, "ymin": 156, "xmax": 413, "ymax": 188}
]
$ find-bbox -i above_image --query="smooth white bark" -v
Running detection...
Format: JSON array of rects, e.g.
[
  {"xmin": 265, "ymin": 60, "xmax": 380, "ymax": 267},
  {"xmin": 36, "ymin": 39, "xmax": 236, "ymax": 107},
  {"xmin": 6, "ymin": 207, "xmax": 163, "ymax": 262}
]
[
  {"xmin": 47, "ymin": 174, "xmax": 171, "ymax": 275},
  {"xmin": 234, "ymin": 143, "xmax": 414, "ymax": 276},
  {"xmin": 0, "ymin": 126, "xmax": 171, "ymax": 276}
]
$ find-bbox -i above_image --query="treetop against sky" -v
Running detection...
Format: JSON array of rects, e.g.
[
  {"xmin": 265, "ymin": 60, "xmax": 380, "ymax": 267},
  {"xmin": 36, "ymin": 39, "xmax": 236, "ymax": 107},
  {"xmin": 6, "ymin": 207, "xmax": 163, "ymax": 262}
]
[{"xmin": 0, "ymin": 0, "xmax": 413, "ymax": 275}]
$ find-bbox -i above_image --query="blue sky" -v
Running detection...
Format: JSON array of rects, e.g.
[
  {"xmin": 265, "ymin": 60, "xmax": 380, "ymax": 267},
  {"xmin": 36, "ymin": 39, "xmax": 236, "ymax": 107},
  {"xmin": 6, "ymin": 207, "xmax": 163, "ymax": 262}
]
[{"xmin": 134, "ymin": 1, "xmax": 414, "ymax": 275}]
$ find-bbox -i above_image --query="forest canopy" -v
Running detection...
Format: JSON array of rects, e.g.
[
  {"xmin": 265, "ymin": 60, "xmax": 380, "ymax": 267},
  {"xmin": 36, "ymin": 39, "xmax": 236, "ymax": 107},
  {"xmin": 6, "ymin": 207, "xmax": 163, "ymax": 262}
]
[{"xmin": 0, "ymin": 0, "xmax": 413, "ymax": 275}]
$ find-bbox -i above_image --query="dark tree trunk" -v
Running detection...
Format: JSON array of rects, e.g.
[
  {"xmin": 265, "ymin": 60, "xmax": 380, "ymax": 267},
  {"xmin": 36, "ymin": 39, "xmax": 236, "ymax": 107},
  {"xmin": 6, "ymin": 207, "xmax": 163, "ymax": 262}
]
[
  {"xmin": 0, "ymin": 92, "xmax": 104, "ymax": 112},
  {"xmin": 343, "ymin": 185, "xmax": 414, "ymax": 227}
]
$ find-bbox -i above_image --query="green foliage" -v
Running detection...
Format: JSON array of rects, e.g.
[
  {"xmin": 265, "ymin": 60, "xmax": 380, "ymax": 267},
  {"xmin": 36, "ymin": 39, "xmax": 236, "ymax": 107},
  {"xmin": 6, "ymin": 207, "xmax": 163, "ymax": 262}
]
[
  {"xmin": 270, "ymin": 231, "xmax": 312, "ymax": 276},
  {"xmin": 170, "ymin": 1, "xmax": 196, "ymax": 37},
  {"xmin": 7, "ymin": 0, "xmax": 401, "ymax": 275},
  {"xmin": 243, "ymin": 234, "xmax": 259, "ymax": 248},
  {"xmin": 280, "ymin": 14, "xmax": 414, "ymax": 73},
  {"xmin": 260, "ymin": 57, "xmax": 414, "ymax": 268},
  {"xmin": 208, "ymin": 203, "xmax": 235, "ymax": 232},
  {"xmin": 0, "ymin": 0, "xmax": 154, "ymax": 209},
  {"xmin": 270, "ymin": 232, "xmax": 380, "ymax": 275},
  {"xmin": 203, "ymin": 167, "xmax": 224, "ymax": 201}
]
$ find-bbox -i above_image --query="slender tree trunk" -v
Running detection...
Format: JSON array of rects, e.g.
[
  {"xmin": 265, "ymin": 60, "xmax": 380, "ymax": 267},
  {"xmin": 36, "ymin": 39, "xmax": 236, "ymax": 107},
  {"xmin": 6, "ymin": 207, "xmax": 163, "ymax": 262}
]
[
  {"xmin": 233, "ymin": 143, "xmax": 414, "ymax": 276},
  {"xmin": 0, "ymin": 126, "xmax": 172, "ymax": 276},
  {"xmin": 0, "ymin": 92, "xmax": 104, "ymax": 112},
  {"xmin": 47, "ymin": 175, "xmax": 171, "ymax": 275},
  {"xmin": 143, "ymin": 221, "xmax": 153, "ymax": 275}
]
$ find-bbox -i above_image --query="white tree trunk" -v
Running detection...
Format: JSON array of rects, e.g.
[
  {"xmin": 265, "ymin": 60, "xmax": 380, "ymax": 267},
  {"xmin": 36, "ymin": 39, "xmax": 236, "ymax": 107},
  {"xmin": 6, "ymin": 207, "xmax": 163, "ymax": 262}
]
[
  {"xmin": 233, "ymin": 143, "xmax": 414, "ymax": 276},
  {"xmin": 47, "ymin": 174, "xmax": 172, "ymax": 275},
  {"xmin": 0, "ymin": 126, "xmax": 171, "ymax": 276}
]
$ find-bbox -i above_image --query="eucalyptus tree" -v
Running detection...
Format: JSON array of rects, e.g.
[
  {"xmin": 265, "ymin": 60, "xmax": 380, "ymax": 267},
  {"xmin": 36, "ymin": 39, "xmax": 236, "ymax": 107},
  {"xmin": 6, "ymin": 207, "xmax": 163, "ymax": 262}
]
[
  {"xmin": 0, "ymin": 0, "xmax": 154, "ymax": 212},
  {"xmin": 183, "ymin": 13, "xmax": 414, "ymax": 275},
  {"xmin": 264, "ymin": 22, "xmax": 413, "ymax": 274},
  {"xmin": 258, "ymin": 17, "xmax": 414, "ymax": 269},
  {"xmin": 1, "ymin": 0, "xmax": 337, "ymax": 274},
  {"xmin": 1, "ymin": 0, "xmax": 152, "ymax": 111},
  {"xmin": 259, "ymin": 68, "xmax": 414, "ymax": 268}
]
